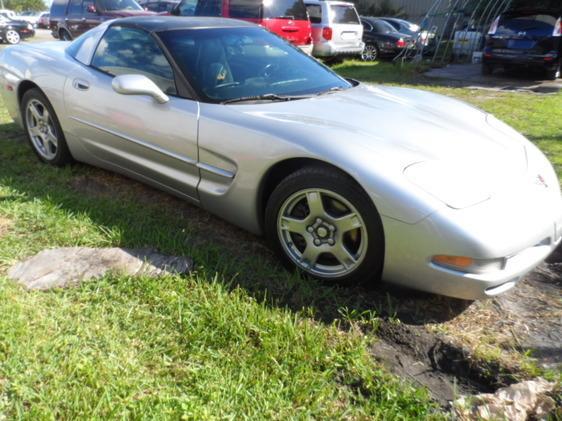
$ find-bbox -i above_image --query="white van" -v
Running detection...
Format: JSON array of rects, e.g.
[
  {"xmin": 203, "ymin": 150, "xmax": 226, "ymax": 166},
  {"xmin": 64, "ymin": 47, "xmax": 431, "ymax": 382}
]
[{"xmin": 305, "ymin": 0, "xmax": 364, "ymax": 59}]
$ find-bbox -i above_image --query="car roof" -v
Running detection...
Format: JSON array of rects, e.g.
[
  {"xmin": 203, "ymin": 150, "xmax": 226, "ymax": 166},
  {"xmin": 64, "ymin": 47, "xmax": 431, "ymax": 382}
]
[{"xmin": 109, "ymin": 16, "xmax": 255, "ymax": 32}]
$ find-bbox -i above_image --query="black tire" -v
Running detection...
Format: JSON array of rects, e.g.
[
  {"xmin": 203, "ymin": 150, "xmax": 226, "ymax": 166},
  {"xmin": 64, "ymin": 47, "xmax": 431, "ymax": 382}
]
[
  {"xmin": 21, "ymin": 88, "xmax": 73, "ymax": 166},
  {"xmin": 361, "ymin": 43, "xmax": 379, "ymax": 62},
  {"xmin": 265, "ymin": 166, "xmax": 385, "ymax": 286},
  {"xmin": 482, "ymin": 63, "xmax": 494, "ymax": 75},
  {"xmin": 545, "ymin": 63, "xmax": 560, "ymax": 81},
  {"xmin": 60, "ymin": 29, "xmax": 72, "ymax": 41}
]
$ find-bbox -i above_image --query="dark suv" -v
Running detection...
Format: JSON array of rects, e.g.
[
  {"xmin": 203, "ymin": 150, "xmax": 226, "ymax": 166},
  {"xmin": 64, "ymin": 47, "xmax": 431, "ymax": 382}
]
[
  {"xmin": 483, "ymin": 8, "xmax": 561, "ymax": 80},
  {"xmin": 50, "ymin": 0, "xmax": 155, "ymax": 40}
]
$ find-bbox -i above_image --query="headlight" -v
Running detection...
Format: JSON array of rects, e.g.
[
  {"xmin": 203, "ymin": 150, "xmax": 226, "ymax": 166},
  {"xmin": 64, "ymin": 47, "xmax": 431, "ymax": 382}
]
[
  {"xmin": 27, "ymin": 23, "xmax": 33, "ymax": 29},
  {"xmin": 404, "ymin": 161, "xmax": 491, "ymax": 209}
]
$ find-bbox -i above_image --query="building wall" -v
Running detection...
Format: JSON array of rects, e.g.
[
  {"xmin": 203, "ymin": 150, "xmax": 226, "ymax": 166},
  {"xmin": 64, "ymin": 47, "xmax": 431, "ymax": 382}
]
[{"xmin": 368, "ymin": 0, "xmax": 453, "ymax": 22}]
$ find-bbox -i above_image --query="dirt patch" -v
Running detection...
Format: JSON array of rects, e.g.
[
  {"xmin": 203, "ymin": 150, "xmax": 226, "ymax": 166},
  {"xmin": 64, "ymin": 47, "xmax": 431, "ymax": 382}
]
[{"xmin": 370, "ymin": 321, "xmax": 520, "ymax": 406}]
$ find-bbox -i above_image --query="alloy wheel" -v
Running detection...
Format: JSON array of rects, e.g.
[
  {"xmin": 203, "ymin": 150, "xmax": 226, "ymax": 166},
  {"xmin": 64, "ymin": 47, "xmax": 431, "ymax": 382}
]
[
  {"xmin": 361, "ymin": 45, "xmax": 378, "ymax": 62},
  {"xmin": 5, "ymin": 30, "xmax": 20, "ymax": 44},
  {"xmin": 277, "ymin": 188, "xmax": 368, "ymax": 278},
  {"xmin": 25, "ymin": 99, "xmax": 58, "ymax": 161}
]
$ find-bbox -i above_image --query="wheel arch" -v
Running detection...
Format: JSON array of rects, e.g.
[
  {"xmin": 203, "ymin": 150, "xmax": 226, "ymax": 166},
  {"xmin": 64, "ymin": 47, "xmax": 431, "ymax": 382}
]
[
  {"xmin": 257, "ymin": 157, "xmax": 379, "ymax": 231},
  {"xmin": 17, "ymin": 80, "xmax": 41, "ymax": 107}
]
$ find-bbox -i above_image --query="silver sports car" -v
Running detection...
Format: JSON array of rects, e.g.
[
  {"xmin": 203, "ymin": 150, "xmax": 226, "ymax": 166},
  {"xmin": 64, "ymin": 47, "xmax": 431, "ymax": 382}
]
[{"xmin": 1, "ymin": 17, "xmax": 561, "ymax": 299}]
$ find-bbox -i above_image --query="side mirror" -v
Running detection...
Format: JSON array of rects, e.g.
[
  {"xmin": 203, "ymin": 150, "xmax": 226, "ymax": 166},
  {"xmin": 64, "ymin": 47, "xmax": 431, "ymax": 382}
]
[
  {"xmin": 86, "ymin": 4, "xmax": 97, "ymax": 13},
  {"xmin": 111, "ymin": 74, "xmax": 169, "ymax": 104}
]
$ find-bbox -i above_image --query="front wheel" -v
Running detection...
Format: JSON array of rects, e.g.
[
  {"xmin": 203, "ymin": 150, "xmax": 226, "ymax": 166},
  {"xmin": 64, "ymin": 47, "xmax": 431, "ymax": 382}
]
[
  {"xmin": 21, "ymin": 88, "xmax": 73, "ymax": 166},
  {"xmin": 265, "ymin": 166, "xmax": 385, "ymax": 286},
  {"xmin": 361, "ymin": 44, "xmax": 379, "ymax": 62},
  {"xmin": 5, "ymin": 30, "xmax": 21, "ymax": 45}
]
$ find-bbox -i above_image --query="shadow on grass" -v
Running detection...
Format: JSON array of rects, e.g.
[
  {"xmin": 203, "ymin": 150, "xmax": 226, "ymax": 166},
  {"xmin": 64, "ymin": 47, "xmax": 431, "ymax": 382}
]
[{"xmin": 0, "ymin": 123, "xmax": 472, "ymax": 328}]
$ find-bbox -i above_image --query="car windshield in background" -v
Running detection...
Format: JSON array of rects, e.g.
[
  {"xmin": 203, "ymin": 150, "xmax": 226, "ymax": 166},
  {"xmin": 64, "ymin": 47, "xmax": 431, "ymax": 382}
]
[
  {"xmin": 263, "ymin": 0, "xmax": 307, "ymax": 20},
  {"xmin": 330, "ymin": 5, "xmax": 359, "ymax": 24},
  {"xmin": 497, "ymin": 14, "xmax": 557, "ymax": 37},
  {"xmin": 158, "ymin": 27, "xmax": 351, "ymax": 103},
  {"xmin": 96, "ymin": 0, "xmax": 143, "ymax": 11}
]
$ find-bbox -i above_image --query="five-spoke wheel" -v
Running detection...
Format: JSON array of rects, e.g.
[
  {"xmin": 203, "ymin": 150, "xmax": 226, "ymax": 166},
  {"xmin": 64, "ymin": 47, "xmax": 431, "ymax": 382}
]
[
  {"xmin": 22, "ymin": 88, "xmax": 72, "ymax": 166},
  {"xmin": 266, "ymin": 166, "xmax": 384, "ymax": 285},
  {"xmin": 26, "ymin": 99, "xmax": 58, "ymax": 161},
  {"xmin": 5, "ymin": 30, "xmax": 20, "ymax": 45}
]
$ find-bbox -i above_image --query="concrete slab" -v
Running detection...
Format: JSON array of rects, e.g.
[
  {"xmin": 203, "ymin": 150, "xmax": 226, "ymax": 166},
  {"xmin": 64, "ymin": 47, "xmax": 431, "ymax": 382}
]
[{"xmin": 425, "ymin": 63, "xmax": 562, "ymax": 94}]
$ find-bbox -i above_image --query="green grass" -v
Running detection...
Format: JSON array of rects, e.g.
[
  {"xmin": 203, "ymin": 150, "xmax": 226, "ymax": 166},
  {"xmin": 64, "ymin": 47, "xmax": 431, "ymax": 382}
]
[{"xmin": 1, "ymin": 60, "xmax": 561, "ymax": 418}]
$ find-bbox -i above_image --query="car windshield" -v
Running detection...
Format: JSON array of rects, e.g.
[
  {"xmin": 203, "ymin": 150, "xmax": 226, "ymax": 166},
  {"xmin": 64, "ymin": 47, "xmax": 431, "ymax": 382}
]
[
  {"xmin": 158, "ymin": 27, "xmax": 352, "ymax": 102},
  {"xmin": 330, "ymin": 5, "xmax": 359, "ymax": 24},
  {"xmin": 96, "ymin": 0, "xmax": 143, "ymax": 11},
  {"xmin": 497, "ymin": 14, "xmax": 557, "ymax": 37}
]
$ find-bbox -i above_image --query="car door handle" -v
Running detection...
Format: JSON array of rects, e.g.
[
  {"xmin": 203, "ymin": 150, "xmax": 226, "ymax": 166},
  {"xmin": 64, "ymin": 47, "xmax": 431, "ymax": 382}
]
[{"xmin": 73, "ymin": 79, "xmax": 90, "ymax": 91}]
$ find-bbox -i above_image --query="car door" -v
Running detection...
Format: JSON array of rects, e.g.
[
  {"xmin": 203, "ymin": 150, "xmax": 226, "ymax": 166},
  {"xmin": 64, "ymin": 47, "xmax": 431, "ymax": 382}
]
[
  {"xmin": 65, "ymin": 0, "xmax": 84, "ymax": 37},
  {"xmin": 64, "ymin": 25, "xmax": 200, "ymax": 200}
]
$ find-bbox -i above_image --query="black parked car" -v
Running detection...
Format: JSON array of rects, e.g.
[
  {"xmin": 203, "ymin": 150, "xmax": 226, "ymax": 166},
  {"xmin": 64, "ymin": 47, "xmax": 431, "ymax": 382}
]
[
  {"xmin": 360, "ymin": 16, "xmax": 415, "ymax": 61},
  {"xmin": 483, "ymin": 8, "xmax": 561, "ymax": 80},
  {"xmin": 0, "ymin": 16, "xmax": 35, "ymax": 44}
]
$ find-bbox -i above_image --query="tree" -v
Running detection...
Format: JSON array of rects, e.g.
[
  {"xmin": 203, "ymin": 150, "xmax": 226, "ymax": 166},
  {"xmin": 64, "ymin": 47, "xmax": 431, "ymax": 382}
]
[{"xmin": 3, "ymin": 0, "xmax": 47, "ymax": 11}]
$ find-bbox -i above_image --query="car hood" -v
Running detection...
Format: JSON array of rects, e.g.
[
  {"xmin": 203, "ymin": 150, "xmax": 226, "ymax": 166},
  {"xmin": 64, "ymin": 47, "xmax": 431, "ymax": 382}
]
[
  {"xmin": 237, "ymin": 83, "xmax": 527, "ymax": 170},
  {"xmin": 233, "ymin": 83, "xmax": 530, "ymax": 210}
]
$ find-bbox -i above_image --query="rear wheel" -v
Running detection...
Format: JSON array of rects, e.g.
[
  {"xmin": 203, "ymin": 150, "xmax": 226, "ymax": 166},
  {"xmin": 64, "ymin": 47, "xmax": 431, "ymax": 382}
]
[
  {"xmin": 5, "ymin": 30, "xmax": 20, "ymax": 45},
  {"xmin": 265, "ymin": 166, "xmax": 384, "ymax": 286},
  {"xmin": 21, "ymin": 88, "xmax": 73, "ymax": 166},
  {"xmin": 361, "ymin": 44, "xmax": 379, "ymax": 62},
  {"xmin": 546, "ymin": 63, "xmax": 560, "ymax": 81}
]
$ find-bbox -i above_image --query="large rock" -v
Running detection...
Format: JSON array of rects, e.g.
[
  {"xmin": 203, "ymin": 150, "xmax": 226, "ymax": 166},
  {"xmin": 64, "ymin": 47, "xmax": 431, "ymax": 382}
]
[
  {"xmin": 8, "ymin": 247, "xmax": 193, "ymax": 290},
  {"xmin": 453, "ymin": 378, "xmax": 557, "ymax": 421}
]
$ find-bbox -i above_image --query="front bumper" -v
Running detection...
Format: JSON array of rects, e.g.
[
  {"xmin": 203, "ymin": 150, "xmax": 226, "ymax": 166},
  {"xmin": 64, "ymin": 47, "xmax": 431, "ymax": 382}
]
[
  {"xmin": 381, "ymin": 185, "xmax": 562, "ymax": 300},
  {"xmin": 312, "ymin": 41, "xmax": 365, "ymax": 58},
  {"xmin": 19, "ymin": 28, "xmax": 35, "ymax": 39}
]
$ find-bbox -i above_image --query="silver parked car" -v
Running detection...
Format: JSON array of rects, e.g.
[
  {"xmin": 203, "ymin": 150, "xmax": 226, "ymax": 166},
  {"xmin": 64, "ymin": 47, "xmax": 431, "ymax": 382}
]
[
  {"xmin": 0, "ymin": 17, "xmax": 561, "ymax": 300},
  {"xmin": 305, "ymin": 0, "xmax": 364, "ymax": 59}
]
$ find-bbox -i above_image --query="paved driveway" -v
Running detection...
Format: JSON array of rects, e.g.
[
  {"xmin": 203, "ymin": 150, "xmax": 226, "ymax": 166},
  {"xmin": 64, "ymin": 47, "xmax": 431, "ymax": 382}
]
[{"xmin": 426, "ymin": 63, "xmax": 562, "ymax": 94}]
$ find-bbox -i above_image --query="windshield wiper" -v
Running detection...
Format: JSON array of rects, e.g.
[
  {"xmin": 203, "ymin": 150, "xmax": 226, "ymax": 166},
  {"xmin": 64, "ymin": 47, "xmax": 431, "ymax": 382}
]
[{"xmin": 221, "ymin": 93, "xmax": 311, "ymax": 104}]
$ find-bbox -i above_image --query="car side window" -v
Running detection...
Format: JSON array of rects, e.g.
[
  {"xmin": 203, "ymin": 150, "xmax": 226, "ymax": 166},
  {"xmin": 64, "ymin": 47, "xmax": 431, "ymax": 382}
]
[
  {"xmin": 83, "ymin": 0, "xmax": 96, "ymax": 14},
  {"xmin": 362, "ymin": 21, "xmax": 372, "ymax": 32},
  {"xmin": 306, "ymin": 5, "xmax": 321, "ymax": 24},
  {"xmin": 68, "ymin": 0, "xmax": 83, "ymax": 15},
  {"xmin": 176, "ymin": 0, "xmax": 197, "ymax": 15},
  {"xmin": 195, "ymin": 0, "xmax": 222, "ymax": 16},
  {"xmin": 91, "ymin": 26, "xmax": 177, "ymax": 95}
]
